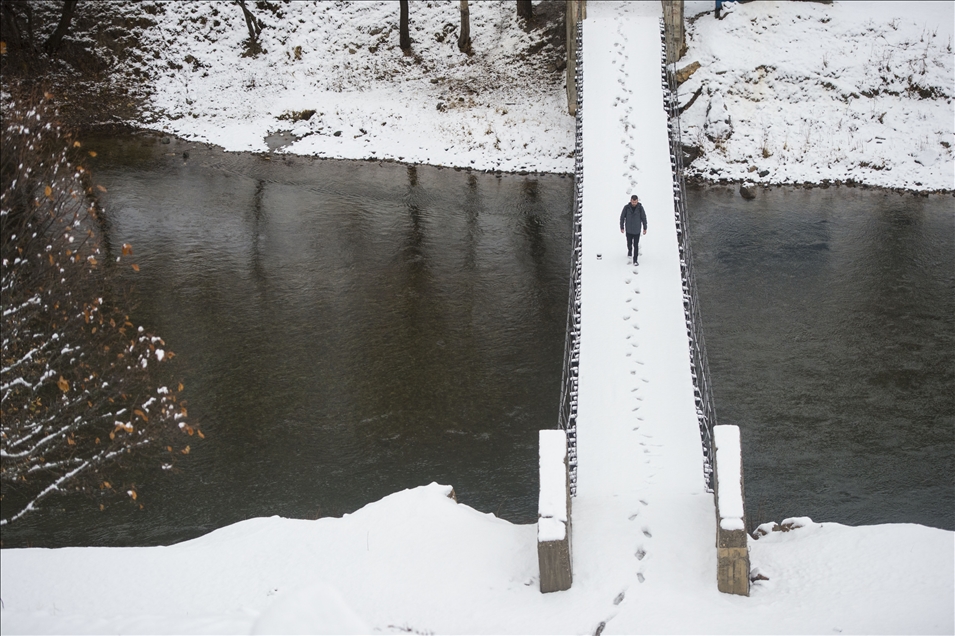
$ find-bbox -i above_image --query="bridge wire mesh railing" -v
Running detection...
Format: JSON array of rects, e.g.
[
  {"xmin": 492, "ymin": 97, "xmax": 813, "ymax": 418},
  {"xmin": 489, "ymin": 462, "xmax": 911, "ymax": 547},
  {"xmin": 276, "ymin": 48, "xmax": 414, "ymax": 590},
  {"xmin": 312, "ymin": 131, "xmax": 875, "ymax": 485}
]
[
  {"xmin": 659, "ymin": 19, "xmax": 717, "ymax": 491},
  {"xmin": 556, "ymin": 19, "xmax": 584, "ymax": 497}
]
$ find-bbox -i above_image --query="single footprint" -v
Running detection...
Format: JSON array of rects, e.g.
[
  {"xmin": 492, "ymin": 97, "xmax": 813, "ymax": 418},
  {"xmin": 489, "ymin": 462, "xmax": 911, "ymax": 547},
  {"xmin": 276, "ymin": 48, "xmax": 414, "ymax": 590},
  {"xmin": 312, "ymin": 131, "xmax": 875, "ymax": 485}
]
[
  {"xmin": 640, "ymin": 499, "xmax": 649, "ymax": 506},
  {"xmin": 637, "ymin": 572, "xmax": 645, "ymax": 583},
  {"xmin": 594, "ymin": 621, "xmax": 606, "ymax": 636},
  {"xmin": 642, "ymin": 527, "xmax": 652, "ymax": 538},
  {"xmin": 613, "ymin": 591, "xmax": 625, "ymax": 605},
  {"xmin": 628, "ymin": 512, "xmax": 639, "ymax": 520},
  {"xmin": 635, "ymin": 547, "xmax": 647, "ymax": 560}
]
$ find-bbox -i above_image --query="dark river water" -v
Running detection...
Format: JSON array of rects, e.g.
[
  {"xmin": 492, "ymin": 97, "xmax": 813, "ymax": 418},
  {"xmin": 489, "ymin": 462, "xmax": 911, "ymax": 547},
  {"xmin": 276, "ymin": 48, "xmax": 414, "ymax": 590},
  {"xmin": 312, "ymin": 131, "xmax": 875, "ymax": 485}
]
[
  {"xmin": 1, "ymin": 136, "xmax": 951, "ymax": 548},
  {"xmin": 687, "ymin": 184, "xmax": 954, "ymax": 531}
]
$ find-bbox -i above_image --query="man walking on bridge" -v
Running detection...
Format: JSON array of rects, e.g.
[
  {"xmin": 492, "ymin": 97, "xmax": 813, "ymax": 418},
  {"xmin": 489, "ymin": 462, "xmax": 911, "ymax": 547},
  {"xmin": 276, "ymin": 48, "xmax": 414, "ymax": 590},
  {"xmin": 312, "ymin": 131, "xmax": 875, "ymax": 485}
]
[{"xmin": 620, "ymin": 194, "xmax": 648, "ymax": 265}]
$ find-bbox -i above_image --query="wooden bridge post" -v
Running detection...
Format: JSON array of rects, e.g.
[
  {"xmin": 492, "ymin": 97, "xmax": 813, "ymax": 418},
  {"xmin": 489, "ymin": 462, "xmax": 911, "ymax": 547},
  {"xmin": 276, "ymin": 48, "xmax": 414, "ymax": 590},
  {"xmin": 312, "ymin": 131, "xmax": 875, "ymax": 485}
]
[
  {"xmin": 661, "ymin": 0, "xmax": 685, "ymax": 64},
  {"xmin": 713, "ymin": 425, "xmax": 750, "ymax": 596},
  {"xmin": 565, "ymin": 0, "xmax": 586, "ymax": 115},
  {"xmin": 538, "ymin": 429, "xmax": 573, "ymax": 593}
]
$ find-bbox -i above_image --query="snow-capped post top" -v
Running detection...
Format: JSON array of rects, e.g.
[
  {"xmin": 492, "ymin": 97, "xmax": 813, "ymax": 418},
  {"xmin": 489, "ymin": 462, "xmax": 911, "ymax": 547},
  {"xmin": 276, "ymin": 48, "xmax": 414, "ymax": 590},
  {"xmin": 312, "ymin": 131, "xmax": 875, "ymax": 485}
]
[
  {"xmin": 713, "ymin": 425, "xmax": 744, "ymax": 531},
  {"xmin": 537, "ymin": 429, "xmax": 572, "ymax": 593},
  {"xmin": 538, "ymin": 430, "xmax": 568, "ymax": 542},
  {"xmin": 713, "ymin": 424, "xmax": 749, "ymax": 596}
]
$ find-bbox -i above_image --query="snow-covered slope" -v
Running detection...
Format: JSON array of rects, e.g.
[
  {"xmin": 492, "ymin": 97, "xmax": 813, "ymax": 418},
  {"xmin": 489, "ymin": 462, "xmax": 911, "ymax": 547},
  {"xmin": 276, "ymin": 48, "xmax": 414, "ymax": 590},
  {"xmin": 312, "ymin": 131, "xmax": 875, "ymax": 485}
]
[
  {"xmin": 679, "ymin": 1, "xmax": 954, "ymax": 191},
  {"xmin": 113, "ymin": 1, "xmax": 953, "ymax": 190},
  {"xmin": 1, "ymin": 483, "xmax": 952, "ymax": 634},
  {"xmin": 127, "ymin": 0, "xmax": 574, "ymax": 174}
]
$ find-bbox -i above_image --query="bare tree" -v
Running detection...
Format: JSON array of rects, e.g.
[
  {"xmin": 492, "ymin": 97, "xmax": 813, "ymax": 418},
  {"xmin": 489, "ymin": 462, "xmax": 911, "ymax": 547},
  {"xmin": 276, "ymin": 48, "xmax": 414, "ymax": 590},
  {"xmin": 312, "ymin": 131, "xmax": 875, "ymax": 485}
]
[
  {"xmin": 1, "ymin": 95, "xmax": 197, "ymax": 525},
  {"xmin": 458, "ymin": 0, "xmax": 472, "ymax": 54},
  {"xmin": 517, "ymin": 0, "xmax": 533, "ymax": 22},
  {"xmin": 44, "ymin": 0, "xmax": 78, "ymax": 56},
  {"xmin": 399, "ymin": 0, "xmax": 411, "ymax": 53},
  {"xmin": 234, "ymin": 0, "xmax": 264, "ymax": 55}
]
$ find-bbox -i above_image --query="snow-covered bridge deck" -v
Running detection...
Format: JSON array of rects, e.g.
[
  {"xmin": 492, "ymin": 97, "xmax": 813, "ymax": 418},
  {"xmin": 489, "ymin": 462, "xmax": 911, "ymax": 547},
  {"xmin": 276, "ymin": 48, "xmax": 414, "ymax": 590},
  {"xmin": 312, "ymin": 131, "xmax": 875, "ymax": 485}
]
[{"xmin": 566, "ymin": 1, "xmax": 718, "ymax": 611}]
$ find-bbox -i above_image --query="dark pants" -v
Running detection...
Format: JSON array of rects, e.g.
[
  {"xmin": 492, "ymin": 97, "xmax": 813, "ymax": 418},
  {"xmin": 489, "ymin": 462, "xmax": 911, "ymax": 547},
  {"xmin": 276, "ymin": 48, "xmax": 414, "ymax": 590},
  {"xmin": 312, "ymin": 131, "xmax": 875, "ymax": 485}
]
[{"xmin": 626, "ymin": 232, "xmax": 641, "ymax": 261}]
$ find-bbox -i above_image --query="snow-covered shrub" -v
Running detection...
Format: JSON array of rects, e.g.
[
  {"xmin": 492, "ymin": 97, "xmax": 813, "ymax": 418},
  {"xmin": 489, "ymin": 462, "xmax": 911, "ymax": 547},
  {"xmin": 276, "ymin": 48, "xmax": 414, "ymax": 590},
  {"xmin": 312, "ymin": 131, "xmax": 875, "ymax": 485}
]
[{"xmin": 0, "ymin": 93, "xmax": 198, "ymax": 525}]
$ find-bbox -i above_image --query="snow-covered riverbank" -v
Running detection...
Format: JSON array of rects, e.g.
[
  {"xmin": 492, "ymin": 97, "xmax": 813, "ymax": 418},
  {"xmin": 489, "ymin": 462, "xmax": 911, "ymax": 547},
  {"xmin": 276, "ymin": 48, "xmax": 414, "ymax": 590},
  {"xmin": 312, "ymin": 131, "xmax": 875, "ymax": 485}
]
[
  {"xmin": 679, "ymin": 0, "xmax": 954, "ymax": 192},
  {"xmin": 115, "ymin": 0, "xmax": 953, "ymax": 190},
  {"xmin": 123, "ymin": 0, "xmax": 574, "ymax": 174},
  {"xmin": 1, "ymin": 483, "xmax": 952, "ymax": 634}
]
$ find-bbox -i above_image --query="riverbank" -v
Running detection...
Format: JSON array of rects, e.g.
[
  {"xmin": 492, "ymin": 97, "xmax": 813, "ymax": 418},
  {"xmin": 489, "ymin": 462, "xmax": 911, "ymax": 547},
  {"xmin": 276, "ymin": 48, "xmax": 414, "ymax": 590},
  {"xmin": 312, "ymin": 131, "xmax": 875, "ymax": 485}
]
[
  {"xmin": 6, "ymin": 1, "xmax": 949, "ymax": 189},
  {"xmin": 679, "ymin": 1, "xmax": 954, "ymax": 193},
  {"xmin": 1, "ymin": 483, "xmax": 952, "ymax": 634},
  {"xmin": 110, "ymin": 0, "xmax": 575, "ymax": 174},
  {"xmin": 87, "ymin": 0, "xmax": 952, "ymax": 192}
]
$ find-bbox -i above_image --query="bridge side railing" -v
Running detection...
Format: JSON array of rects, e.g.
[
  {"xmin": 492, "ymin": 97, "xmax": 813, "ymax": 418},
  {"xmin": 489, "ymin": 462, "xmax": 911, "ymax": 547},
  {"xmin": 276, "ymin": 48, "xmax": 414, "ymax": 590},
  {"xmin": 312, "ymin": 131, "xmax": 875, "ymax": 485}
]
[
  {"xmin": 556, "ymin": 19, "xmax": 584, "ymax": 497},
  {"xmin": 659, "ymin": 19, "xmax": 717, "ymax": 491}
]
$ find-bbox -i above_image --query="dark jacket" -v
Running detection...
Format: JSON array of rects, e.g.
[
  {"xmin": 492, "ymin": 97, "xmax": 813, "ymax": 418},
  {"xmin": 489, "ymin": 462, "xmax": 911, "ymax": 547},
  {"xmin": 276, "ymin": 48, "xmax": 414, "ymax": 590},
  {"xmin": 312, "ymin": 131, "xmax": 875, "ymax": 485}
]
[{"xmin": 620, "ymin": 202, "xmax": 648, "ymax": 234}]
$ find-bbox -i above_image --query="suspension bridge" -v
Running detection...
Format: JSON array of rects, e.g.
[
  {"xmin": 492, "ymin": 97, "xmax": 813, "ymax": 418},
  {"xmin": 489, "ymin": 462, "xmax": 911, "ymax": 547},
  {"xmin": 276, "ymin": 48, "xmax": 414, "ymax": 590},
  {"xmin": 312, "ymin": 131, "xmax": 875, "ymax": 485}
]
[{"xmin": 538, "ymin": 0, "xmax": 749, "ymax": 601}]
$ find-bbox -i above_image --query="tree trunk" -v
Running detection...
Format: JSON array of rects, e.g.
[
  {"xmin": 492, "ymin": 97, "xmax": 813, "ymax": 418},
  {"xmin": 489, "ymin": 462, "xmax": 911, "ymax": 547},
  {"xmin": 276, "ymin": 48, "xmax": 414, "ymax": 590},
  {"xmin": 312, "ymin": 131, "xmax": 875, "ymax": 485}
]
[
  {"xmin": 517, "ymin": 0, "xmax": 533, "ymax": 21},
  {"xmin": 43, "ymin": 0, "xmax": 78, "ymax": 56},
  {"xmin": 458, "ymin": 0, "xmax": 471, "ymax": 54},
  {"xmin": 235, "ymin": 0, "xmax": 262, "ymax": 43},
  {"xmin": 399, "ymin": 0, "xmax": 411, "ymax": 53}
]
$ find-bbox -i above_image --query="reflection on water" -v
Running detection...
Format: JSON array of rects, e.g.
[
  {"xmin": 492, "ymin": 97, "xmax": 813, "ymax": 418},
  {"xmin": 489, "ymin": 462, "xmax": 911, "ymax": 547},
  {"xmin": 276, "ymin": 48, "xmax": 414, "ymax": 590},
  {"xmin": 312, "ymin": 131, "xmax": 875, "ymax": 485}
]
[
  {"xmin": 688, "ymin": 184, "xmax": 954, "ymax": 531},
  {"xmin": 1, "ymin": 135, "xmax": 573, "ymax": 547}
]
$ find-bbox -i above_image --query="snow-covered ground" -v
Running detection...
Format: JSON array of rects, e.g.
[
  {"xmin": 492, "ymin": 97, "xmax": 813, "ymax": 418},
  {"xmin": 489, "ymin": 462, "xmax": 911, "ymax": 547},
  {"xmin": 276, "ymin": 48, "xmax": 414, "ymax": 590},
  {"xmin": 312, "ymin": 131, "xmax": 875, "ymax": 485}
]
[
  {"xmin": 1, "ymin": 484, "xmax": 952, "ymax": 634},
  {"xmin": 679, "ymin": 0, "xmax": 955, "ymax": 191},
  {"xmin": 128, "ymin": 0, "xmax": 574, "ymax": 174},
  {"xmin": 118, "ymin": 0, "xmax": 953, "ymax": 190}
]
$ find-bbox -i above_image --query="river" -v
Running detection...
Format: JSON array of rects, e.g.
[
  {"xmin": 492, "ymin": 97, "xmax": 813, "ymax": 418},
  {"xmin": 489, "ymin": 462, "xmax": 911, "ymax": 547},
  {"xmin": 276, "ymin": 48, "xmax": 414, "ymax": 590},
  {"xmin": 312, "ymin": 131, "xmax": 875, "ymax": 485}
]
[{"xmin": 1, "ymin": 135, "xmax": 950, "ymax": 548}]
